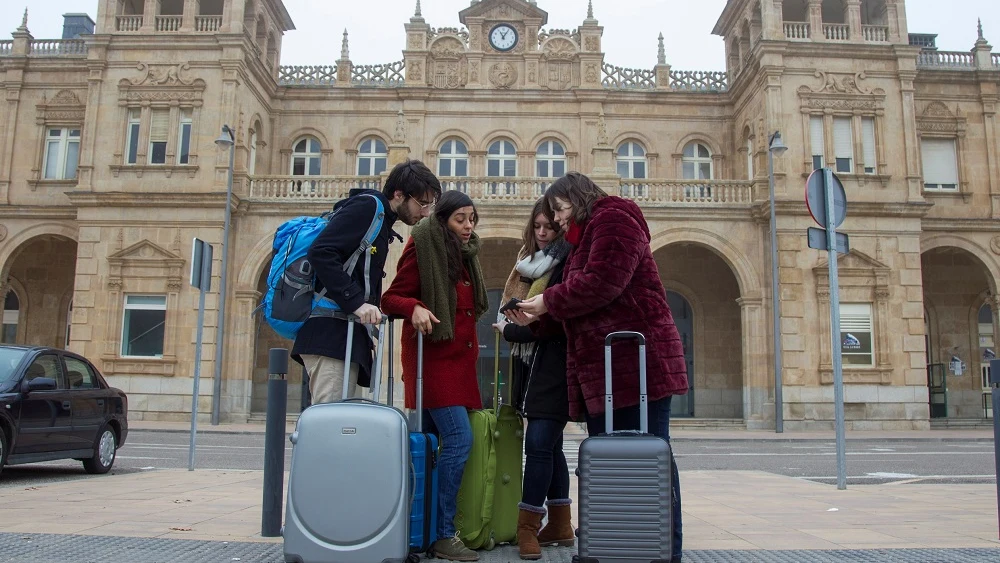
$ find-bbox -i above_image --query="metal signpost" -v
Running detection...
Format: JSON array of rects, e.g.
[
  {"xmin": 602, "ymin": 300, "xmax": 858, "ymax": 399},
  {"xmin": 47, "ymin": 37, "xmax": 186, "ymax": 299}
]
[
  {"xmin": 990, "ymin": 359, "xmax": 1000, "ymax": 539},
  {"xmin": 805, "ymin": 168, "xmax": 849, "ymax": 490},
  {"xmin": 188, "ymin": 238, "xmax": 213, "ymax": 471}
]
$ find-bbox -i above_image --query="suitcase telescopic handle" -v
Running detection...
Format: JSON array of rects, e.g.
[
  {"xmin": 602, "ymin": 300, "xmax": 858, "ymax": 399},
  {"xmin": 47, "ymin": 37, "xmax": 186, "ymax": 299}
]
[
  {"xmin": 416, "ymin": 331, "xmax": 425, "ymax": 433},
  {"xmin": 342, "ymin": 314, "xmax": 388, "ymax": 402},
  {"xmin": 603, "ymin": 331, "xmax": 649, "ymax": 435}
]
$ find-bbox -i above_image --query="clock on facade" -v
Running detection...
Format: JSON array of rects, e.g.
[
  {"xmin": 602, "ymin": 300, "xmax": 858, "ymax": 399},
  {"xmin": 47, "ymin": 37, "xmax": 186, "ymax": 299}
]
[{"xmin": 489, "ymin": 23, "xmax": 518, "ymax": 52}]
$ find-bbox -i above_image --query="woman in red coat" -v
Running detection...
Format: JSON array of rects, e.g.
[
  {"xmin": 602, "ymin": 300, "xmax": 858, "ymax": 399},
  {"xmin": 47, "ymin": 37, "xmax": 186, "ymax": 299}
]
[
  {"xmin": 381, "ymin": 189, "xmax": 487, "ymax": 562},
  {"xmin": 517, "ymin": 172, "xmax": 687, "ymax": 563}
]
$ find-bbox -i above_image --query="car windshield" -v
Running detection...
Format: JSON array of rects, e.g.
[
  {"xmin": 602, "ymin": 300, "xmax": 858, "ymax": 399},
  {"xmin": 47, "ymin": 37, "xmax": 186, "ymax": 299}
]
[{"xmin": 0, "ymin": 348, "xmax": 27, "ymax": 382}]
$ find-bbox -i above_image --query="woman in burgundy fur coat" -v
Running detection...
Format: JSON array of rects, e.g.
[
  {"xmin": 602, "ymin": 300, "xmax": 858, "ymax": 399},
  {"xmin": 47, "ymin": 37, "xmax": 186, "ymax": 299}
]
[{"xmin": 517, "ymin": 172, "xmax": 687, "ymax": 563}]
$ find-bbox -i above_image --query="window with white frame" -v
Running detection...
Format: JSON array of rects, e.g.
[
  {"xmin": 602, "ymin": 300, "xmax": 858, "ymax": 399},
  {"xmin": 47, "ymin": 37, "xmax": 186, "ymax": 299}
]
[
  {"xmin": 356, "ymin": 138, "xmax": 387, "ymax": 176},
  {"xmin": 832, "ymin": 116, "xmax": 853, "ymax": 173},
  {"xmin": 43, "ymin": 128, "xmax": 81, "ymax": 180},
  {"xmin": 535, "ymin": 140, "xmax": 566, "ymax": 178},
  {"xmin": 840, "ymin": 303, "xmax": 874, "ymax": 367},
  {"xmin": 291, "ymin": 137, "xmax": 321, "ymax": 176},
  {"xmin": 125, "ymin": 109, "xmax": 141, "ymax": 165},
  {"xmin": 616, "ymin": 141, "xmax": 648, "ymax": 198},
  {"xmin": 487, "ymin": 139, "xmax": 517, "ymax": 195},
  {"xmin": 177, "ymin": 110, "xmax": 192, "ymax": 165},
  {"xmin": 682, "ymin": 142, "xmax": 713, "ymax": 180},
  {"xmin": 121, "ymin": 295, "xmax": 166, "ymax": 358},
  {"xmin": 148, "ymin": 109, "xmax": 170, "ymax": 165},
  {"xmin": 861, "ymin": 117, "xmax": 877, "ymax": 174},
  {"xmin": 438, "ymin": 139, "xmax": 469, "ymax": 177},
  {"xmin": 2, "ymin": 290, "xmax": 19, "ymax": 344},
  {"xmin": 810, "ymin": 115, "xmax": 825, "ymax": 170},
  {"xmin": 921, "ymin": 138, "xmax": 959, "ymax": 191}
]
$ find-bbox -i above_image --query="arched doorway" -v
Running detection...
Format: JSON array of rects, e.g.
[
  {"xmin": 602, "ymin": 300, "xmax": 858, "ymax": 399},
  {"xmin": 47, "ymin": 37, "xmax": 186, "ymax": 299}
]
[
  {"xmin": 654, "ymin": 243, "xmax": 744, "ymax": 420},
  {"xmin": 921, "ymin": 246, "xmax": 996, "ymax": 419},
  {"xmin": 0, "ymin": 234, "xmax": 77, "ymax": 348},
  {"xmin": 250, "ymin": 269, "xmax": 302, "ymax": 417},
  {"xmin": 476, "ymin": 237, "xmax": 522, "ymax": 409}
]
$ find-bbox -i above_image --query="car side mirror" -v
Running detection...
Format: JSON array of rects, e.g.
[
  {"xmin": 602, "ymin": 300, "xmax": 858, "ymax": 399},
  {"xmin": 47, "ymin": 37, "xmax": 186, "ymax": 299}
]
[{"xmin": 21, "ymin": 377, "xmax": 57, "ymax": 394}]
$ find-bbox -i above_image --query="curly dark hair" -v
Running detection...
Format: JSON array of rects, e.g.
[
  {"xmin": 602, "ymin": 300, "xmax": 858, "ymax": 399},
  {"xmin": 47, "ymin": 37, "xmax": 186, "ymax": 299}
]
[{"xmin": 382, "ymin": 159, "xmax": 442, "ymax": 202}]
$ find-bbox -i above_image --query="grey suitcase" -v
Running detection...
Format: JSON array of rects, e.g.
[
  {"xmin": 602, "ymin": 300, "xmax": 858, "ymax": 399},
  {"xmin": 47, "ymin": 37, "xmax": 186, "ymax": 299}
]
[
  {"xmin": 283, "ymin": 317, "xmax": 413, "ymax": 563},
  {"xmin": 574, "ymin": 331, "xmax": 673, "ymax": 563}
]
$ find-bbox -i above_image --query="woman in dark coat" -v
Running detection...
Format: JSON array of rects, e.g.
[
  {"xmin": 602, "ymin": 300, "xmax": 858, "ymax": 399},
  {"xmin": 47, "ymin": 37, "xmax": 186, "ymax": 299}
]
[
  {"xmin": 517, "ymin": 172, "xmax": 688, "ymax": 563},
  {"xmin": 381, "ymin": 190, "xmax": 487, "ymax": 562},
  {"xmin": 494, "ymin": 206, "xmax": 573, "ymax": 559}
]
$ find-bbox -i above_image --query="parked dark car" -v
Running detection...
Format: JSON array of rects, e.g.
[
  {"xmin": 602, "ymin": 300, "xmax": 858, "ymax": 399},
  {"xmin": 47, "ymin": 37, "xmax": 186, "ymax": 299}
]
[{"xmin": 0, "ymin": 345, "xmax": 128, "ymax": 476}]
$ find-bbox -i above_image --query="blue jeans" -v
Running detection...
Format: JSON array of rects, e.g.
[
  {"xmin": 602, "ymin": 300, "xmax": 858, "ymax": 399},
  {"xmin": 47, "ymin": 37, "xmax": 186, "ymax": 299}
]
[
  {"xmin": 585, "ymin": 396, "xmax": 683, "ymax": 560},
  {"xmin": 521, "ymin": 418, "xmax": 570, "ymax": 508},
  {"xmin": 423, "ymin": 406, "xmax": 473, "ymax": 540}
]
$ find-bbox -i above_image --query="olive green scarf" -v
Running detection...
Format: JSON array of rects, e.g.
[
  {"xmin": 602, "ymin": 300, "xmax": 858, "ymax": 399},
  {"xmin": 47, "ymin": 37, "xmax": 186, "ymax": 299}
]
[{"xmin": 411, "ymin": 216, "xmax": 489, "ymax": 342}]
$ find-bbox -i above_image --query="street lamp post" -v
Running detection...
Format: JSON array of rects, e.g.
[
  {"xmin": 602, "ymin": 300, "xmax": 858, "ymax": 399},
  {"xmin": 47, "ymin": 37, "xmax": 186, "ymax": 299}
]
[
  {"xmin": 212, "ymin": 125, "xmax": 236, "ymax": 426},
  {"xmin": 768, "ymin": 131, "xmax": 788, "ymax": 433}
]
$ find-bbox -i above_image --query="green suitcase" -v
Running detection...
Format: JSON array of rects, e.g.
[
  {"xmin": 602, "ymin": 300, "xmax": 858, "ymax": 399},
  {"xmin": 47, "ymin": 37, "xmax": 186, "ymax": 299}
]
[{"xmin": 455, "ymin": 332, "xmax": 524, "ymax": 550}]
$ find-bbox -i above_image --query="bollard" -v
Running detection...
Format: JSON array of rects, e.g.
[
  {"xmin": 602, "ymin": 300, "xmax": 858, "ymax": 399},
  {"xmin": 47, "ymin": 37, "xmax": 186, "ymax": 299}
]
[
  {"xmin": 300, "ymin": 365, "xmax": 311, "ymax": 412},
  {"xmin": 990, "ymin": 359, "xmax": 1000, "ymax": 540},
  {"xmin": 262, "ymin": 348, "xmax": 289, "ymax": 537}
]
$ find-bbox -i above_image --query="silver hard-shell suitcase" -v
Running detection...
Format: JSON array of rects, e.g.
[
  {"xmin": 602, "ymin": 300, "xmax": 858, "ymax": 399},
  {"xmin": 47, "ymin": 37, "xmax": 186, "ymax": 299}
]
[
  {"xmin": 574, "ymin": 331, "xmax": 673, "ymax": 563},
  {"xmin": 283, "ymin": 317, "xmax": 413, "ymax": 563}
]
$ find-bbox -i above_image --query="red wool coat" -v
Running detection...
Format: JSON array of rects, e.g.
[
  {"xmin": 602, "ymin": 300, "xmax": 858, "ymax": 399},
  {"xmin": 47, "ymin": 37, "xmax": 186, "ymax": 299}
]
[
  {"xmin": 381, "ymin": 238, "xmax": 483, "ymax": 411},
  {"xmin": 543, "ymin": 196, "xmax": 688, "ymax": 421}
]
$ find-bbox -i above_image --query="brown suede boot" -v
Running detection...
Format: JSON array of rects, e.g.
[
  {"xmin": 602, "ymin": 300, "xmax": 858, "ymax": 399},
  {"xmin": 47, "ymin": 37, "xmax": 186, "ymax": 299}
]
[
  {"xmin": 536, "ymin": 500, "xmax": 575, "ymax": 547},
  {"xmin": 516, "ymin": 507, "xmax": 544, "ymax": 560}
]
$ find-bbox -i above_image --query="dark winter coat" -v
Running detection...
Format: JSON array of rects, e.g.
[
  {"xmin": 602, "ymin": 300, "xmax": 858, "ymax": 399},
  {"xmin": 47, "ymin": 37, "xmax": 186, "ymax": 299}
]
[
  {"xmin": 543, "ymin": 196, "xmax": 688, "ymax": 420},
  {"xmin": 291, "ymin": 189, "xmax": 400, "ymax": 387},
  {"xmin": 502, "ymin": 262, "xmax": 569, "ymax": 422},
  {"xmin": 381, "ymin": 238, "xmax": 483, "ymax": 411}
]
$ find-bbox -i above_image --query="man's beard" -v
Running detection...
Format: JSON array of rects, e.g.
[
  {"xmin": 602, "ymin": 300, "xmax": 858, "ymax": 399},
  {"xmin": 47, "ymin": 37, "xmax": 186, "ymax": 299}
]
[{"xmin": 397, "ymin": 201, "xmax": 419, "ymax": 226}]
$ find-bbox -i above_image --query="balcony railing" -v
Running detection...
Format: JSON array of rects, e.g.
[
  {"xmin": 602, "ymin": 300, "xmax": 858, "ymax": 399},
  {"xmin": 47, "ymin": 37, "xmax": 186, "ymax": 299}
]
[
  {"xmin": 994, "ymin": 54, "xmax": 1000, "ymax": 67},
  {"xmin": 155, "ymin": 15, "xmax": 182, "ymax": 32},
  {"xmin": 861, "ymin": 25, "xmax": 889, "ymax": 43},
  {"xmin": 783, "ymin": 22, "xmax": 810, "ymax": 40},
  {"xmin": 28, "ymin": 39, "xmax": 87, "ymax": 56},
  {"xmin": 116, "ymin": 15, "xmax": 143, "ymax": 32},
  {"xmin": 823, "ymin": 24, "xmax": 850, "ymax": 41},
  {"xmin": 248, "ymin": 176, "xmax": 754, "ymax": 206},
  {"xmin": 917, "ymin": 50, "xmax": 975, "ymax": 68},
  {"xmin": 195, "ymin": 15, "xmax": 223, "ymax": 32},
  {"xmin": 0, "ymin": 41, "xmax": 13, "ymax": 56}
]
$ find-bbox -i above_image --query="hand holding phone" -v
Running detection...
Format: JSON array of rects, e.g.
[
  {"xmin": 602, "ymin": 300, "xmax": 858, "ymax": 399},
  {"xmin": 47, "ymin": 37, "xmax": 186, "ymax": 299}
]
[{"xmin": 498, "ymin": 297, "xmax": 521, "ymax": 314}]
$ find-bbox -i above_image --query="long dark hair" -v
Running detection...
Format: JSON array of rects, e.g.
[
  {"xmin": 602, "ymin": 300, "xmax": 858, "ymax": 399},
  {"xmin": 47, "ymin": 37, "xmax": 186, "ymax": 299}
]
[
  {"xmin": 521, "ymin": 197, "xmax": 557, "ymax": 256},
  {"xmin": 434, "ymin": 190, "xmax": 479, "ymax": 284},
  {"xmin": 543, "ymin": 172, "xmax": 608, "ymax": 225}
]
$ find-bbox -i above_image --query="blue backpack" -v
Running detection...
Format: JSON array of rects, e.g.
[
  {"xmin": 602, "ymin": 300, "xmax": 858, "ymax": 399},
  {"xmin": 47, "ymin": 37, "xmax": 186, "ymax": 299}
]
[{"xmin": 262, "ymin": 193, "xmax": 385, "ymax": 340}]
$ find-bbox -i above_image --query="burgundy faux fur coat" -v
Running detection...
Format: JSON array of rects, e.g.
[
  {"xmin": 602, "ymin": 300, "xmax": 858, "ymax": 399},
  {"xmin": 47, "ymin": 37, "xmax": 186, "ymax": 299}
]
[{"xmin": 543, "ymin": 196, "xmax": 688, "ymax": 420}]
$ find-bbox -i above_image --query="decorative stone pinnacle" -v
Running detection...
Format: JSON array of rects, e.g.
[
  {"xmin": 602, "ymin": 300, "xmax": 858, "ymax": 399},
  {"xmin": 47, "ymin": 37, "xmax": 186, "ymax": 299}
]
[
  {"xmin": 393, "ymin": 110, "xmax": 406, "ymax": 144},
  {"xmin": 415, "ymin": 0, "xmax": 422, "ymax": 17},
  {"xmin": 341, "ymin": 29, "xmax": 350, "ymax": 60},
  {"xmin": 588, "ymin": 0, "xmax": 594, "ymax": 19},
  {"xmin": 978, "ymin": 18, "xmax": 984, "ymax": 41},
  {"xmin": 17, "ymin": 8, "xmax": 28, "ymax": 31},
  {"xmin": 657, "ymin": 33, "xmax": 666, "ymax": 65}
]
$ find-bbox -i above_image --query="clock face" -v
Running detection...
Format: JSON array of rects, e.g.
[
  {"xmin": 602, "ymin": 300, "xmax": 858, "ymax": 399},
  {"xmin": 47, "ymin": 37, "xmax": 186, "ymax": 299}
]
[{"xmin": 489, "ymin": 23, "xmax": 518, "ymax": 52}]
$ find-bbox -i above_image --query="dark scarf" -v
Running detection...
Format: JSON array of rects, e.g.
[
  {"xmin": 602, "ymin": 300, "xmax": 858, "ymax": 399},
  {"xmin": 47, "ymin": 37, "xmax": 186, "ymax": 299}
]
[{"xmin": 411, "ymin": 216, "xmax": 489, "ymax": 342}]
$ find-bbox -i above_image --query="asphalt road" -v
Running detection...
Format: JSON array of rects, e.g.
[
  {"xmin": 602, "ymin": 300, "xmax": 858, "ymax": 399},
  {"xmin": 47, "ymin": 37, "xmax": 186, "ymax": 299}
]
[{"xmin": 1, "ymin": 429, "xmax": 996, "ymax": 488}]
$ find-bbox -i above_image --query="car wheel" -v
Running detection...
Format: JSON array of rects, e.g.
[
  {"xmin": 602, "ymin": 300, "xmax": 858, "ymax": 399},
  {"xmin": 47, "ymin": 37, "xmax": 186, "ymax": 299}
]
[{"xmin": 82, "ymin": 425, "xmax": 117, "ymax": 474}]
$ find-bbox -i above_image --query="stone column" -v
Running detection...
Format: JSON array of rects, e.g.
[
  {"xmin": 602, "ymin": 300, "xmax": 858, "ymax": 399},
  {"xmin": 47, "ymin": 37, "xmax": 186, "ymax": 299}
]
[
  {"xmin": 181, "ymin": 0, "xmax": 197, "ymax": 32},
  {"xmin": 738, "ymin": 292, "xmax": 769, "ymax": 428},
  {"xmin": 846, "ymin": 0, "xmax": 862, "ymax": 41},
  {"xmin": 142, "ymin": 0, "xmax": 158, "ymax": 32},
  {"xmin": 229, "ymin": 290, "xmax": 261, "ymax": 421},
  {"xmin": 770, "ymin": 0, "xmax": 785, "ymax": 40},
  {"xmin": 808, "ymin": 0, "xmax": 823, "ymax": 41}
]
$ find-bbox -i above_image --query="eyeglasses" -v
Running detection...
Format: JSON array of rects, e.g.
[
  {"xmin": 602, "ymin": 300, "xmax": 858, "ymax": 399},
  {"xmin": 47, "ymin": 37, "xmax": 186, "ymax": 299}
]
[{"xmin": 412, "ymin": 196, "xmax": 436, "ymax": 211}]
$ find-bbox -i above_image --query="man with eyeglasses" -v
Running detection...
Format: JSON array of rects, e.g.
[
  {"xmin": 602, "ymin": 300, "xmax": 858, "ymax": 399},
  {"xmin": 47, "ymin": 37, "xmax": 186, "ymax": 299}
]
[{"xmin": 292, "ymin": 159, "xmax": 442, "ymax": 404}]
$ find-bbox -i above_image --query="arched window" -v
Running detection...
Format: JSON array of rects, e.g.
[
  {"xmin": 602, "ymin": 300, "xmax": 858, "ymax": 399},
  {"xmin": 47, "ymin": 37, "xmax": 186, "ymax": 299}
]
[
  {"xmin": 616, "ymin": 141, "xmax": 648, "ymax": 198},
  {"xmin": 2, "ymin": 290, "xmax": 20, "ymax": 344},
  {"xmin": 357, "ymin": 137, "xmax": 388, "ymax": 176},
  {"xmin": 682, "ymin": 142, "xmax": 713, "ymax": 180},
  {"xmin": 745, "ymin": 135, "xmax": 754, "ymax": 180},
  {"xmin": 291, "ymin": 137, "xmax": 321, "ymax": 176},
  {"xmin": 487, "ymin": 139, "xmax": 517, "ymax": 195},
  {"xmin": 248, "ymin": 126, "xmax": 258, "ymax": 176},
  {"xmin": 438, "ymin": 139, "xmax": 469, "ymax": 177},
  {"xmin": 535, "ymin": 140, "xmax": 566, "ymax": 178}
]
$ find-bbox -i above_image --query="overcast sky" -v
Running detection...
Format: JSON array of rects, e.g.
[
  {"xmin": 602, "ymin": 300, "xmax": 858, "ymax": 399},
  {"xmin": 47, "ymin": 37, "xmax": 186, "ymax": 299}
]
[{"xmin": 1, "ymin": 1, "xmax": 994, "ymax": 71}]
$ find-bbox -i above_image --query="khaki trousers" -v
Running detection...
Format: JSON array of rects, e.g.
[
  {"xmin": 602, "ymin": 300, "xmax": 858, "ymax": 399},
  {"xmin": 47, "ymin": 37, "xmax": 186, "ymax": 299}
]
[{"xmin": 300, "ymin": 355, "xmax": 361, "ymax": 404}]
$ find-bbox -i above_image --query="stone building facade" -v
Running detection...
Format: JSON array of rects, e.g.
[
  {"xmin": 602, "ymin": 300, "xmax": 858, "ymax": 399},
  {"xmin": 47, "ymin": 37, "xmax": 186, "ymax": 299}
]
[{"xmin": 0, "ymin": 0, "xmax": 997, "ymax": 429}]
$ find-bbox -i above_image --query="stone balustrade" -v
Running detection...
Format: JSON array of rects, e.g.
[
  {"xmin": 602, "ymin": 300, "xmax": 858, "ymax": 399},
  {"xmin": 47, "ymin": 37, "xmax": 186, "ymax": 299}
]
[
  {"xmin": 783, "ymin": 22, "xmax": 810, "ymax": 40},
  {"xmin": 861, "ymin": 25, "xmax": 889, "ymax": 43},
  {"xmin": 195, "ymin": 16, "xmax": 223, "ymax": 32},
  {"xmin": 116, "ymin": 15, "xmax": 143, "ymax": 32},
  {"xmin": 155, "ymin": 16, "xmax": 182, "ymax": 32},
  {"xmin": 248, "ymin": 176, "xmax": 754, "ymax": 207},
  {"xmin": 823, "ymin": 24, "xmax": 850, "ymax": 41},
  {"xmin": 28, "ymin": 39, "xmax": 87, "ymax": 56},
  {"xmin": 917, "ymin": 50, "xmax": 975, "ymax": 68},
  {"xmin": 0, "ymin": 41, "xmax": 12, "ymax": 56}
]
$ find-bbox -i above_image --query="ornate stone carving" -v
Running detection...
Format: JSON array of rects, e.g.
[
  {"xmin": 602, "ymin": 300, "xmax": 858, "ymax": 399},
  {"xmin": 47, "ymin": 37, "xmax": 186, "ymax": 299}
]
[
  {"xmin": 408, "ymin": 60, "xmax": 423, "ymax": 81},
  {"xmin": 393, "ymin": 110, "xmax": 406, "ymax": 144},
  {"xmin": 128, "ymin": 63, "xmax": 197, "ymax": 86},
  {"xmin": 430, "ymin": 36, "xmax": 466, "ymax": 59},
  {"xmin": 543, "ymin": 38, "xmax": 577, "ymax": 61},
  {"xmin": 922, "ymin": 101, "xmax": 954, "ymax": 117},
  {"xmin": 546, "ymin": 62, "xmax": 572, "ymax": 90},
  {"xmin": 991, "ymin": 235, "xmax": 1000, "ymax": 255},
  {"xmin": 0, "ymin": 224, "xmax": 7, "ymax": 242},
  {"xmin": 51, "ymin": 90, "xmax": 82, "ymax": 105},
  {"xmin": 585, "ymin": 62, "xmax": 599, "ymax": 83},
  {"xmin": 527, "ymin": 61, "xmax": 536, "ymax": 82},
  {"xmin": 488, "ymin": 62, "xmax": 518, "ymax": 89},
  {"xmin": 585, "ymin": 36, "xmax": 599, "ymax": 52},
  {"xmin": 806, "ymin": 71, "xmax": 872, "ymax": 95},
  {"xmin": 916, "ymin": 101, "xmax": 965, "ymax": 134},
  {"xmin": 407, "ymin": 34, "xmax": 422, "ymax": 49},
  {"xmin": 433, "ymin": 60, "xmax": 468, "ymax": 89},
  {"xmin": 469, "ymin": 61, "xmax": 479, "ymax": 82}
]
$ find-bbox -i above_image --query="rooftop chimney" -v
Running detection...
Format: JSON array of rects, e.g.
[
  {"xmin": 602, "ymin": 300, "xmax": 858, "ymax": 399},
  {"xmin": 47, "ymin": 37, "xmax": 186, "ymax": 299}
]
[{"xmin": 62, "ymin": 13, "xmax": 95, "ymax": 39}]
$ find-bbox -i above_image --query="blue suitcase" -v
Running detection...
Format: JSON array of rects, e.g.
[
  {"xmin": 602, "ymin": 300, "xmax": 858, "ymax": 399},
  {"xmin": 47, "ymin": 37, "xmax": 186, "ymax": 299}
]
[{"xmin": 383, "ymin": 320, "xmax": 439, "ymax": 554}]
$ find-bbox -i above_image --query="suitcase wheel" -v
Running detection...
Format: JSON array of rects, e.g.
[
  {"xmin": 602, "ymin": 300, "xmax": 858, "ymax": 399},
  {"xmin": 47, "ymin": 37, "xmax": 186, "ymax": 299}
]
[{"xmin": 407, "ymin": 554, "xmax": 421, "ymax": 563}]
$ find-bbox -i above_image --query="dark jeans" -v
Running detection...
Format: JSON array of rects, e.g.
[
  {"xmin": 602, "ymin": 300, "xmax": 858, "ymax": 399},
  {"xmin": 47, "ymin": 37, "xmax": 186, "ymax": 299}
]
[
  {"xmin": 520, "ymin": 417, "xmax": 570, "ymax": 508},
  {"xmin": 585, "ymin": 396, "xmax": 683, "ymax": 560},
  {"xmin": 423, "ymin": 406, "xmax": 473, "ymax": 540}
]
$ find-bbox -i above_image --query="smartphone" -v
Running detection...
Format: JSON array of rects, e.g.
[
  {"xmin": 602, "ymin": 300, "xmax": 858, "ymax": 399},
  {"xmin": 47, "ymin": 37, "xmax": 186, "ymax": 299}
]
[{"xmin": 498, "ymin": 297, "xmax": 522, "ymax": 314}]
